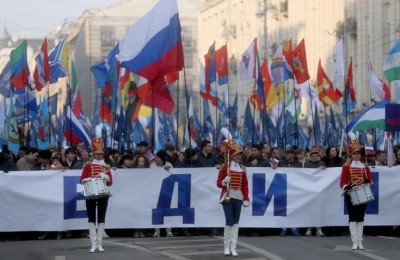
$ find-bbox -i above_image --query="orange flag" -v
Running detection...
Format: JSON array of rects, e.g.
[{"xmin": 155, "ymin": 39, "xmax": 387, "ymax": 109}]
[
  {"xmin": 292, "ymin": 39, "xmax": 310, "ymax": 84},
  {"xmin": 317, "ymin": 59, "xmax": 342, "ymax": 107}
]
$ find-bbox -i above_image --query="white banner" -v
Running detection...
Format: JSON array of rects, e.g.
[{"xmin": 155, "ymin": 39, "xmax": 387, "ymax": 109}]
[{"xmin": 0, "ymin": 166, "xmax": 399, "ymax": 231}]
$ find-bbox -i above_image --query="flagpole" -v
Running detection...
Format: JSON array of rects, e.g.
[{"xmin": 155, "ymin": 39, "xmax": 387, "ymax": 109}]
[
  {"xmin": 47, "ymin": 82, "xmax": 51, "ymax": 145},
  {"xmin": 283, "ymin": 81, "xmax": 288, "ymax": 148},
  {"xmin": 176, "ymin": 76, "xmax": 180, "ymax": 149},
  {"xmin": 308, "ymin": 82, "xmax": 316, "ymax": 145},
  {"xmin": 292, "ymin": 79, "xmax": 299, "ymax": 147},
  {"xmin": 251, "ymin": 80, "xmax": 256, "ymax": 145},
  {"xmin": 151, "ymin": 85, "xmax": 155, "ymax": 148},
  {"xmin": 183, "ymin": 66, "xmax": 192, "ymax": 152},
  {"xmin": 25, "ymin": 86, "xmax": 29, "ymax": 147}
]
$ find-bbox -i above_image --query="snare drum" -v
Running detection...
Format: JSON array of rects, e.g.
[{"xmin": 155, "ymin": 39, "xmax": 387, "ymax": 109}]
[
  {"xmin": 82, "ymin": 178, "xmax": 109, "ymax": 200},
  {"xmin": 348, "ymin": 183, "xmax": 374, "ymax": 206}
]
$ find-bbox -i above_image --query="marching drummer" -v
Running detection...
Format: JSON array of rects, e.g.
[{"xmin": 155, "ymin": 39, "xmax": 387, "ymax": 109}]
[
  {"xmin": 340, "ymin": 140, "xmax": 373, "ymax": 250},
  {"xmin": 80, "ymin": 138, "xmax": 113, "ymax": 253}
]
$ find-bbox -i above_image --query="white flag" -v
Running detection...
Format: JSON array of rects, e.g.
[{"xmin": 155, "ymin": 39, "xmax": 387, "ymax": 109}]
[
  {"xmin": 239, "ymin": 39, "xmax": 257, "ymax": 81},
  {"xmin": 332, "ymin": 38, "xmax": 345, "ymax": 90}
]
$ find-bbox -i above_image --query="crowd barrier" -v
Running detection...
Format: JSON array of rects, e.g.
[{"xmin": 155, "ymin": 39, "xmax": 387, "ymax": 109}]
[{"xmin": 0, "ymin": 166, "xmax": 399, "ymax": 231}]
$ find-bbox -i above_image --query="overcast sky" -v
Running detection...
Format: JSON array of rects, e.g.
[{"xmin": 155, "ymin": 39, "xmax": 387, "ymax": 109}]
[{"xmin": 0, "ymin": 0, "xmax": 121, "ymax": 39}]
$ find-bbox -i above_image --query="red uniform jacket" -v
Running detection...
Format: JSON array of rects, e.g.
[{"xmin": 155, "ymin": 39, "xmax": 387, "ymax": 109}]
[
  {"xmin": 217, "ymin": 163, "xmax": 249, "ymax": 202},
  {"xmin": 340, "ymin": 161, "xmax": 373, "ymax": 190},
  {"xmin": 80, "ymin": 162, "xmax": 113, "ymax": 186}
]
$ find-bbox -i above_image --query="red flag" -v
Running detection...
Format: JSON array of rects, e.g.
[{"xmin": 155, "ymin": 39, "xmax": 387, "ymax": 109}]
[
  {"xmin": 143, "ymin": 77, "xmax": 175, "ymax": 114},
  {"xmin": 100, "ymin": 83, "xmax": 113, "ymax": 123},
  {"xmin": 215, "ymin": 44, "xmax": 229, "ymax": 85},
  {"xmin": 282, "ymin": 39, "xmax": 293, "ymax": 76},
  {"xmin": 346, "ymin": 57, "xmax": 356, "ymax": 103},
  {"xmin": 292, "ymin": 39, "xmax": 310, "ymax": 84},
  {"xmin": 317, "ymin": 60, "xmax": 342, "ymax": 107},
  {"xmin": 33, "ymin": 38, "xmax": 50, "ymax": 91},
  {"xmin": 166, "ymin": 71, "xmax": 179, "ymax": 85}
]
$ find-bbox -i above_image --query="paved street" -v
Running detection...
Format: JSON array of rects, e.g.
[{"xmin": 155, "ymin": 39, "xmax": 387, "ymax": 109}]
[{"xmin": 1, "ymin": 234, "xmax": 399, "ymax": 260}]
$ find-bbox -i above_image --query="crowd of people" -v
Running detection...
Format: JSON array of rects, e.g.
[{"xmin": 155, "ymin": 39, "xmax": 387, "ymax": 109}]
[{"xmin": 0, "ymin": 137, "xmax": 399, "ymax": 245}]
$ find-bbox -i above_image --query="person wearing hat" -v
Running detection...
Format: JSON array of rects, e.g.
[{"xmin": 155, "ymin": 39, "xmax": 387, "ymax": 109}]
[
  {"xmin": 80, "ymin": 138, "xmax": 113, "ymax": 253},
  {"xmin": 340, "ymin": 140, "xmax": 373, "ymax": 250},
  {"xmin": 217, "ymin": 129, "xmax": 249, "ymax": 257}
]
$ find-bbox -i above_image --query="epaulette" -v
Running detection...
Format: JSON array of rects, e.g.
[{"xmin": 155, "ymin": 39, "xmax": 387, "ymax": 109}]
[{"xmin": 240, "ymin": 164, "xmax": 246, "ymax": 171}]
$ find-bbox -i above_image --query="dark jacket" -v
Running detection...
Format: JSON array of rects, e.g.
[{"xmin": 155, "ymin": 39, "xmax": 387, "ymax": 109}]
[
  {"xmin": 0, "ymin": 152, "xmax": 18, "ymax": 172},
  {"xmin": 175, "ymin": 158, "xmax": 204, "ymax": 168}
]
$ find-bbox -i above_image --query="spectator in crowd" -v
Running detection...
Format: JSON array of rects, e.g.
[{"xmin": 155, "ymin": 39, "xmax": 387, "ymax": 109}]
[
  {"xmin": 16, "ymin": 147, "xmax": 39, "ymax": 171},
  {"xmin": 245, "ymin": 144, "xmax": 269, "ymax": 167},
  {"xmin": 198, "ymin": 140, "xmax": 217, "ymax": 167},
  {"xmin": 109, "ymin": 149, "xmax": 120, "ymax": 167},
  {"xmin": 261, "ymin": 142, "xmax": 271, "ymax": 161},
  {"xmin": 151, "ymin": 150, "xmax": 174, "ymax": 238},
  {"xmin": 323, "ymin": 146, "xmax": 343, "ymax": 167},
  {"xmin": 279, "ymin": 148, "xmax": 302, "ymax": 168},
  {"xmin": 49, "ymin": 153, "xmax": 68, "ymax": 171},
  {"xmin": 215, "ymin": 142, "xmax": 226, "ymax": 169},
  {"xmin": 393, "ymin": 148, "xmax": 400, "ymax": 166},
  {"xmin": 279, "ymin": 147, "xmax": 301, "ymax": 236},
  {"xmin": 150, "ymin": 150, "xmax": 173, "ymax": 171},
  {"xmin": 269, "ymin": 147, "xmax": 281, "ymax": 168},
  {"xmin": 75, "ymin": 140, "xmax": 86, "ymax": 160},
  {"xmin": 137, "ymin": 141, "xmax": 149, "ymax": 155},
  {"xmin": 175, "ymin": 148, "xmax": 204, "ymax": 168},
  {"xmin": 178, "ymin": 152, "xmax": 185, "ymax": 164},
  {"xmin": 72, "ymin": 147, "xmax": 92, "ymax": 170},
  {"xmin": 15, "ymin": 146, "xmax": 28, "ymax": 163},
  {"xmin": 164, "ymin": 143, "xmax": 179, "ymax": 166},
  {"xmin": 369, "ymin": 150, "xmax": 387, "ymax": 166},
  {"xmin": 318, "ymin": 146, "xmax": 327, "ymax": 162},
  {"xmin": 304, "ymin": 147, "xmax": 326, "ymax": 237},
  {"xmin": 132, "ymin": 154, "xmax": 150, "ymax": 168},
  {"xmin": 62, "ymin": 147, "xmax": 78, "ymax": 169},
  {"xmin": 340, "ymin": 140, "xmax": 373, "ymax": 250},
  {"xmin": 80, "ymin": 138, "xmax": 113, "ymax": 253},
  {"xmin": 117, "ymin": 154, "xmax": 134, "ymax": 169},
  {"xmin": 131, "ymin": 154, "xmax": 149, "ymax": 238},
  {"xmin": 0, "ymin": 149, "xmax": 17, "ymax": 172},
  {"xmin": 295, "ymin": 148, "xmax": 307, "ymax": 168},
  {"xmin": 34, "ymin": 150, "xmax": 52, "ymax": 170}
]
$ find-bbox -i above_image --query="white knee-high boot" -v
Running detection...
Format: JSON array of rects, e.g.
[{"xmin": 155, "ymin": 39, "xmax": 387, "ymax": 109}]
[
  {"xmin": 349, "ymin": 222, "xmax": 358, "ymax": 250},
  {"xmin": 357, "ymin": 222, "xmax": 365, "ymax": 250},
  {"xmin": 88, "ymin": 222, "xmax": 98, "ymax": 253},
  {"xmin": 97, "ymin": 223, "xmax": 105, "ymax": 252},
  {"xmin": 230, "ymin": 224, "xmax": 239, "ymax": 257},
  {"xmin": 224, "ymin": 225, "xmax": 232, "ymax": 255}
]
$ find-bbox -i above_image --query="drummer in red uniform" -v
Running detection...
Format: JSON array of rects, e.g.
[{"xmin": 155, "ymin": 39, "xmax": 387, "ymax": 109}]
[
  {"xmin": 217, "ymin": 128, "xmax": 249, "ymax": 257},
  {"xmin": 80, "ymin": 138, "xmax": 113, "ymax": 253},
  {"xmin": 340, "ymin": 140, "xmax": 373, "ymax": 250}
]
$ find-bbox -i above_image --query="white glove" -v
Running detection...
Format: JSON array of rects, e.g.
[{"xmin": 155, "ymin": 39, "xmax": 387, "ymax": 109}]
[
  {"xmin": 99, "ymin": 172, "xmax": 110, "ymax": 182},
  {"xmin": 243, "ymin": 200, "xmax": 249, "ymax": 207},
  {"xmin": 222, "ymin": 176, "xmax": 231, "ymax": 186}
]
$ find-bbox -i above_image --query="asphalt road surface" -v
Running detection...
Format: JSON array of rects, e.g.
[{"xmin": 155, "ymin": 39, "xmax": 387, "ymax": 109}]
[{"xmin": 1, "ymin": 234, "xmax": 399, "ymax": 260}]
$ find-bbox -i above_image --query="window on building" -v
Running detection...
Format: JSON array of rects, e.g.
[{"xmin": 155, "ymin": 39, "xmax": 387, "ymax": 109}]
[
  {"xmin": 100, "ymin": 26, "xmax": 115, "ymax": 47},
  {"xmin": 184, "ymin": 55, "xmax": 193, "ymax": 68},
  {"xmin": 182, "ymin": 28, "xmax": 192, "ymax": 48}
]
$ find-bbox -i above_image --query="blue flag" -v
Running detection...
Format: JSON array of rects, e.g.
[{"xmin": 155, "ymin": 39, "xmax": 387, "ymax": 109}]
[
  {"xmin": 201, "ymin": 99, "xmax": 215, "ymax": 143},
  {"xmin": 91, "ymin": 43, "xmax": 119, "ymax": 88}
]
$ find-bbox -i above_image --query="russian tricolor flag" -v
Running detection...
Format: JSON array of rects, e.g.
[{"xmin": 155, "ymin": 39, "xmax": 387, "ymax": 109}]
[
  {"xmin": 117, "ymin": 0, "xmax": 184, "ymax": 82},
  {"xmin": 65, "ymin": 108, "xmax": 91, "ymax": 147}
]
